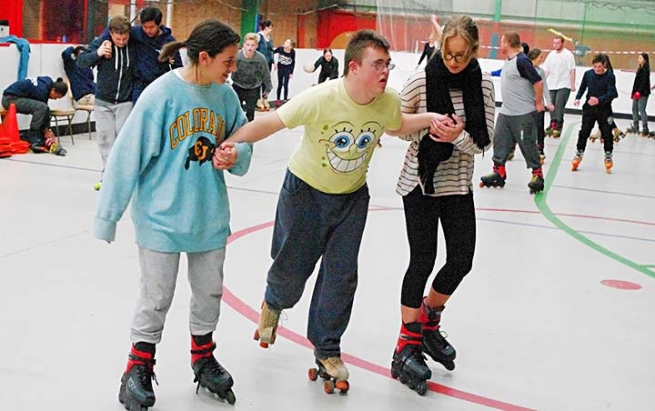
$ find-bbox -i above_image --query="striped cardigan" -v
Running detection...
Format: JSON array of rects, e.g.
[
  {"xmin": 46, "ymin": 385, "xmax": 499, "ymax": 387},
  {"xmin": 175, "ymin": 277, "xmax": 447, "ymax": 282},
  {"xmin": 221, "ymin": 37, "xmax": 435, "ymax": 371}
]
[{"xmin": 396, "ymin": 71, "xmax": 495, "ymax": 197}]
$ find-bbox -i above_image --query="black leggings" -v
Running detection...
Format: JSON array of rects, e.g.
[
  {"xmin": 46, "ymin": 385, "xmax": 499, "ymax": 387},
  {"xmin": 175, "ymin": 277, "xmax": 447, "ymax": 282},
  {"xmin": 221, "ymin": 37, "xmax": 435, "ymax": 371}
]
[
  {"xmin": 401, "ymin": 187, "xmax": 476, "ymax": 308},
  {"xmin": 277, "ymin": 68, "xmax": 291, "ymax": 101}
]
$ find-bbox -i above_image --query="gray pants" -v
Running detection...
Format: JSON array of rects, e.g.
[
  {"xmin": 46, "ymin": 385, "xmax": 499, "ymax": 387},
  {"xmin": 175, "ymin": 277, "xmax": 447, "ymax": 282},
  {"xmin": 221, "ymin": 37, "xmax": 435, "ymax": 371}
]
[
  {"xmin": 130, "ymin": 247, "xmax": 226, "ymax": 344},
  {"xmin": 1, "ymin": 95, "xmax": 50, "ymax": 133},
  {"xmin": 492, "ymin": 112, "xmax": 542, "ymax": 170},
  {"xmin": 549, "ymin": 88, "xmax": 571, "ymax": 128},
  {"xmin": 95, "ymin": 99, "xmax": 132, "ymax": 175},
  {"xmin": 631, "ymin": 96, "xmax": 649, "ymax": 130}
]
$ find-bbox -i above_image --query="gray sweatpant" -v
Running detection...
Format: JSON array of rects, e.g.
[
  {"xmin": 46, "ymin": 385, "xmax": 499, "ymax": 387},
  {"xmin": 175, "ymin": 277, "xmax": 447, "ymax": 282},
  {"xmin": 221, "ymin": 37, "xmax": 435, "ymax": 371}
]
[
  {"xmin": 95, "ymin": 99, "xmax": 132, "ymax": 176},
  {"xmin": 492, "ymin": 112, "xmax": 542, "ymax": 170},
  {"xmin": 130, "ymin": 247, "xmax": 226, "ymax": 344}
]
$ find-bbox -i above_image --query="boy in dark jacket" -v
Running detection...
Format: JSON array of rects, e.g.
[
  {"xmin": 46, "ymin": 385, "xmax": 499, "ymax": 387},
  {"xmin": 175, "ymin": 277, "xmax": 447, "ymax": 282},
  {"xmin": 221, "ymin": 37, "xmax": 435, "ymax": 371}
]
[
  {"xmin": 61, "ymin": 45, "xmax": 96, "ymax": 106},
  {"xmin": 571, "ymin": 53, "xmax": 618, "ymax": 173},
  {"xmin": 77, "ymin": 16, "xmax": 135, "ymax": 189},
  {"xmin": 130, "ymin": 7, "xmax": 182, "ymax": 103}
]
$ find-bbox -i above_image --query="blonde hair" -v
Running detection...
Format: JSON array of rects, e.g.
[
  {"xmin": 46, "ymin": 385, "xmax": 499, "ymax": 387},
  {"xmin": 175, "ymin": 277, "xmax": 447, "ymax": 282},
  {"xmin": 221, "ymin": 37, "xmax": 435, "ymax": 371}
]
[
  {"xmin": 244, "ymin": 33, "xmax": 259, "ymax": 44},
  {"xmin": 440, "ymin": 15, "xmax": 480, "ymax": 58}
]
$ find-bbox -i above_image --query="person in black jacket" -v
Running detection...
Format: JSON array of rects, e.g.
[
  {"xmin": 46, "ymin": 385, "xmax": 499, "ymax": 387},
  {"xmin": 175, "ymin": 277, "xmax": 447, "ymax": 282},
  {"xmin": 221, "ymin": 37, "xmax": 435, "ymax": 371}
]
[
  {"xmin": 415, "ymin": 14, "xmax": 442, "ymax": 69},
  {"xmin": 130, "ymin": 7, "xmax": 182, "ymax": 103},
  {"xmin": 61, "ymin": 45, "xmax": 96, "ymax": 106},
  {"xmin": 77, "ymin": 16, "xmax": 136, "ymax": 190},
  {"xmin": 314, "ymin": 48, "xmax": 339, "ymax": 83},
  {"xmin": 628, "ymin": 53, "xmax": 651, "ymax": 136},
  {"xmin": 1, "ymin": 76, "xmax": 68, "ymax": 154},
  {"xmin": 273, "ymin": 38, "xmax": 296, "ymax": 106}
]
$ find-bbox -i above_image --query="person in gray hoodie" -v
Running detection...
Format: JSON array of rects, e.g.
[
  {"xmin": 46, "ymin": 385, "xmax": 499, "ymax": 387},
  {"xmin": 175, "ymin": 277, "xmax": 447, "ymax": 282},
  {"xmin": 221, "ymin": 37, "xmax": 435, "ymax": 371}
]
[
  {"xmin": 231, "ymin": 32, "xmax": 272, "ymax": 122},
  {"xmin": 77, "ymin": 16, "xmax": 136, "ymax": 190}
]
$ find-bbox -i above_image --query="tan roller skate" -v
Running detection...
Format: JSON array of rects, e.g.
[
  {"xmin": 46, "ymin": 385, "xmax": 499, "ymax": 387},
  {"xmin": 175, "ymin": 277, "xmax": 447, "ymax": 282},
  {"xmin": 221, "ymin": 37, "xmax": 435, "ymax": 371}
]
[
  {"xmin": 253, "ymin": 301, "xmax": 280, "ymax": 348},
  {"xmin": 308, "ymin": 356, "xmax": 350, "ymax": 394},
  {"xmin": 589, "ymin": 129, "xmax": 600, "ymax": 143}
]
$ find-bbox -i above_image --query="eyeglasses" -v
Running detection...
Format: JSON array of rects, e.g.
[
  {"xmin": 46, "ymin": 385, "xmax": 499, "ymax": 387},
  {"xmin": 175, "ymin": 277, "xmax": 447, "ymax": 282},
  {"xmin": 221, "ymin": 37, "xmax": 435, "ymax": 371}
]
[
  {"xmin": 443, "ymin": 52, "xmax": 471, "ymax": 63},
  {"xmin": 369, "ymin": 60, "xmax": 396, "ymax": 72}
]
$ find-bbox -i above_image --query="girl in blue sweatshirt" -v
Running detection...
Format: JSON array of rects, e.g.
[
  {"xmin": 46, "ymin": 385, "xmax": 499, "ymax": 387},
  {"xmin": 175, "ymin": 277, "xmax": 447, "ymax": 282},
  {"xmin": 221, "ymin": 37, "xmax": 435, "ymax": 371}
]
[{"xmin": 93, "ymin": 19, "xmax": 252, "ymax": 409}]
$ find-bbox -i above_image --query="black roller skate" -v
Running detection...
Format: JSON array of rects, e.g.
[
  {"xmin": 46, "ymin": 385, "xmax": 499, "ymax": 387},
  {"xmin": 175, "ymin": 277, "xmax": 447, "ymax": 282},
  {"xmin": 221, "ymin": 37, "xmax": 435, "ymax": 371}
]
[
  {"xmin": 391, "ymin": 322, "xmax": 431, "ymax": 395},
  {"xmin": 641, "ymin": 126, "xmax": 650, "ymax": 138},
  {"xmin": 479, "ymin": 164, "xmax": 506, "ymax": 188},
  {"xmin": 119, "ymin": 343, "xmax": 157, "ymax": 411},
  {"xmin": 308, "ymin": 356, "xmax": 350, "ymax": 394},
  {"xmin": 191, "ymin": 335, "xmax": 236, "ymax": 405},
  {"xmin": 528, "ymin": 168, "xmax": 544, "ymax": 194},
  {"xmin": 625, "ymin": 124, "xmax": 639, "ymax": 136},
  {"xmin": 419, "ymin": 300, "xmax": 456, "ymax": 371}
]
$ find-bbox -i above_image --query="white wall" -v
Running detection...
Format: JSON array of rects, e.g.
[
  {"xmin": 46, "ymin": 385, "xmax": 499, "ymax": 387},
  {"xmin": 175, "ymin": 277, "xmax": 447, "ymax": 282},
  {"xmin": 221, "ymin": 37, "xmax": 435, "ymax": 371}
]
[{"xmin": 1, "ymin": 44, "xmax": 653, "ymax": 131}]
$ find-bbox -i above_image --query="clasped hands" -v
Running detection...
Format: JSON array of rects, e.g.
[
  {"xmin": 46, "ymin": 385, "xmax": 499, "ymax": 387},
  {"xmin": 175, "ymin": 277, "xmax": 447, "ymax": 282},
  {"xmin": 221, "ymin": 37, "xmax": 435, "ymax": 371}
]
[
  {"xmin": 427, "ymin": 113, "xmax": 464, "ymax": 143},
  {"xmin": 212, "ymin": 141, "xmax": 238, "ymax": 170}
]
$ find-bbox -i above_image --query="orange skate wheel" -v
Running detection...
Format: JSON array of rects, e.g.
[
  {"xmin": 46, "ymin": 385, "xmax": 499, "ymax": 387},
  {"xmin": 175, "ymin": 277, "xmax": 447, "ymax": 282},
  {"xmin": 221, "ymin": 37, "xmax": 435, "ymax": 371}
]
[
  {"xmin": 478, "ymin": 181, "xmax": 484, "ymax": 188},
  {"xmin": 323, "ymin": 380, "xmax": 335, "ymax": 394},
  {"xmin": 335, "ymin": 380, "xmax": 349, "ymax": 393},
  {"xmin": 308, "ymin": 368, "xmax": 318, "ymax": 381},
  {"xmin": 253, "ymin": 329, "xmax": 259, "ymax": 341},
  {"xmin": 259, "ymin": 341, "xmax": 269, "ymax": 348}
]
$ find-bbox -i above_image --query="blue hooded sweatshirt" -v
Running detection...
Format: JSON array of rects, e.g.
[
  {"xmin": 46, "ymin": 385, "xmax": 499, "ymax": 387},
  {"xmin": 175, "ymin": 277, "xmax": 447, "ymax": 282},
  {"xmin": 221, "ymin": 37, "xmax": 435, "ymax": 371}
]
[
  {"xmin": 61, "ymin": 46, "xmax": 96, "ymax": 101},
  {"xmin": 130, "ymin": 25, "xmax": 182, "ymax": 86},
  {"xmin": 3, "ymin": 76, "xmax": 53, "ymax": 102}
]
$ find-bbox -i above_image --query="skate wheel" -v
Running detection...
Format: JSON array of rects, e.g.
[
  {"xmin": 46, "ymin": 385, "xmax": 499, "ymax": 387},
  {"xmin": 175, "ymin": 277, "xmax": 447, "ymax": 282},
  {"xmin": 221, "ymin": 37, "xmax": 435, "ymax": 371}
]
[
  {"xmin": 253, "ymin": 329, "xmax": 259, "ymax": 341},
  {"xmin": 478, "ymin": 181, "xmax": 484, "ymax": 188},
  {"xmin": 335, "ymin": 380, "xmax": 349, "ymax": 393},
  {"xmin": 324, "ymin": 380, "xmax": 335, "ymax": 394},
  {"xmin": 225, "ymin": 389, "xmax": 236, "ymax": 405},
  {"xmin": 416, "ymin": 380, "xmax": 427, "ymax": 396},
  {"xmin": 308, "ymin": 368, "xmax": 318, "ymax": 381},
  {"xmin": 444, "ymin": 361, "xmax": 456, "ymax": 371},
  {"xmin": 259, "ymin": 341, "xmax": 269, "ymax": 348}
]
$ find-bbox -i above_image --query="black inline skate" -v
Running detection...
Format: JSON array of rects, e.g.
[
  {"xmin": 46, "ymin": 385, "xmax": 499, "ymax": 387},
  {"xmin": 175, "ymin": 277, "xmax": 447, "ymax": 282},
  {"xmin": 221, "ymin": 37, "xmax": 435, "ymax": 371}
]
[
  {"xmin": 391, "ymin": 322, "xmax": 432, "ymax": 395},
  {"xmin": 191, "ymin": 335, "xmax": 236, "ymax": 405},
  {"xmin": 528, "ymin": 168, "xmax": 544, "ymax": 194},
  {"xmin": 419, "ymin": 300, "xmax": 456, "ymax": 371},
  {"xmin": 479, "ymin": 164, "xmax": 506, "ymax": 188},
  {"xmin": 119, "ymin": 343, "xmax": 157, "ymax": 411}
]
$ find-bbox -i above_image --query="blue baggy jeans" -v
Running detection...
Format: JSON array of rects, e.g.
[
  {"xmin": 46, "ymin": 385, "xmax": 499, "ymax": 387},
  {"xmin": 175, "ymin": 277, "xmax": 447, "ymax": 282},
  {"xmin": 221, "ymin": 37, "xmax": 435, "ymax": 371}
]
[{"xmin": 265, "ymin": 169, "xmax": 369, "ymax": 359}]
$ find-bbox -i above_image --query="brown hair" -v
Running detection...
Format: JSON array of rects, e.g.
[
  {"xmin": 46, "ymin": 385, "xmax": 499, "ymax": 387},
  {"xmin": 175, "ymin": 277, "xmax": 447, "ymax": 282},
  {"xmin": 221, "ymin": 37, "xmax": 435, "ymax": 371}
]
[
  {"xmin": 108, "ymin": 16, "xmax": 130, "ymax": 35},
  {"xmin": 503, "ymin": 31, "xmax": 521, "ymax": 49},
  {"xmin": 160, "ymin": 19, "xmax": 240, "ymax": 64},
  {"xmin": 343, "ymin": 29, "xmax": 390, "ymax": 76}
]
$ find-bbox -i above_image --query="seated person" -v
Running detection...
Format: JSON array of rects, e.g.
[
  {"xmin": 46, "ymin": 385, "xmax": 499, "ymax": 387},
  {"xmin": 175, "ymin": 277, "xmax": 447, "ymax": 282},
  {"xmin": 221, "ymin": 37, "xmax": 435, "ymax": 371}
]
[
  {"xmin": 61, "ymin": 45, "xmax": 97, "ymax": 106},
  {"xmin": 1, "ymin": 76, "xmax": 68, "ymax": 155}
]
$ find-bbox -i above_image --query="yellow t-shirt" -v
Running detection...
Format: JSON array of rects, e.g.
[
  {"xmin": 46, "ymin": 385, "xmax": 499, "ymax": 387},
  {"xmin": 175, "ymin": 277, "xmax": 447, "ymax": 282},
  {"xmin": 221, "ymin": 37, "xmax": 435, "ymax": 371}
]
[{"xmin": 277, "ymin": 78, "xmax": 402, "ymax": 194}]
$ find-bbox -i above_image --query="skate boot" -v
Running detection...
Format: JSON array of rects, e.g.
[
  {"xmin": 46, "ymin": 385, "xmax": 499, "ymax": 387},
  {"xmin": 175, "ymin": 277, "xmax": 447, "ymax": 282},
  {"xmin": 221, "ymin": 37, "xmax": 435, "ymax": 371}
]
[
  {"xmin": 604, "ymin": 151, "xmax": 613, "ymax": 174},
  {"xmin": 551, "ymin": 127, "xmax": 561, "ymax": 138},
  {"xmin": 589, "ymin": 130, "xmax": 600, "ymax": 143},
  {"xmin": 641, "ymin": 125, "xmax": 650, "ymax": 138},
  {"xmin": 253, "ymin": 301, "xmax": 280, "ymax": 348},
  {"xmin": 613, "ymin": 127, "xmax": 625, "ymax": 142},
  {"xmin": 528, "ymin": 168, "xmax": 545, "ymax": 194},
  {"xmin": 625, "ymin": 124, "xmax": 639, "ymax": 135},
  {"xmin": 391, "ymin": 322, "xmax": 432, "ymax": 395},
  {"xmin": 308, "ymin": 356, "xmax": 350, "ymax": 394},
  {"xmin": 419, "ymin": 300, "xmax": 456, "ymax": 371},
  {"xmin": 545, "ymin": 121, "xmax": 555, "ymax": 137},
  {"xmin": 571, "ymin": 150, "xmax": 584, "ymax": 171},
  {"xmin": 479, "ymin": 164, "xmax": 506, "ymax": 188},
  {"xmin": 118, "ymin": 343, "xmax": 157, "ymax": 411},
  {"xmin": 191, "ymin": 334, "xmax": 236, "ymax": 404}
]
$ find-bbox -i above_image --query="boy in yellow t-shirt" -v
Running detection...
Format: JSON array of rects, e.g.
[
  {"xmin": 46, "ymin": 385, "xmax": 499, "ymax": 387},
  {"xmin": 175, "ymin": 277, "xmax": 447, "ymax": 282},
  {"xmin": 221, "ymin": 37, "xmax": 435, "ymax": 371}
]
[{"xmin": 213, "ymin": 29, "xmax": 443, "ymax": 391}]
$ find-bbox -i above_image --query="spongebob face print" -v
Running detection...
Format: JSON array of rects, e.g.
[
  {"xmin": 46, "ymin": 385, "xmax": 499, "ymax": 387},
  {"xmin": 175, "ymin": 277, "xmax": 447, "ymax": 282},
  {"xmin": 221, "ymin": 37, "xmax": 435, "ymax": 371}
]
[{"xmin": 319, "ymin": 121, "xmax": 383, "ymax": 173}]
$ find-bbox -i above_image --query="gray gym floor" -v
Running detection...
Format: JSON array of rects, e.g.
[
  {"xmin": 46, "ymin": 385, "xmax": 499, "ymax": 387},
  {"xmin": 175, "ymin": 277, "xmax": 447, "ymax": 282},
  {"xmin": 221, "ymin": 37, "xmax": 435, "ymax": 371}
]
[{"xmin": 1, "ymin": 113, "xmax": 654, "ymax": 411}]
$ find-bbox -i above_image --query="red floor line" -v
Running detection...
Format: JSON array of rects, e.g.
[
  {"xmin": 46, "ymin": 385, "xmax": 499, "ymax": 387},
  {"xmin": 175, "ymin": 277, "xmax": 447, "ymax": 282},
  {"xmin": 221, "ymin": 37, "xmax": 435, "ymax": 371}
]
[{"xmin": 224, "ymin": 223, "xmax": 538, "ymax": 411}]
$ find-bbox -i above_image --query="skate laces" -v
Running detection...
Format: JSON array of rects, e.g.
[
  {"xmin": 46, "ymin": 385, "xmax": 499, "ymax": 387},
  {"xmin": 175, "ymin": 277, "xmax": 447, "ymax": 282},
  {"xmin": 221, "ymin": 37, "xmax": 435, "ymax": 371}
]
[
  {"xmin": 132, "ymin": 362, "xmax": 158, "ymax": 390},
  {"xmin": 193, "ymin": 355, "xmax": 228, "ymax": 392},
  {"xmin": 320, "ymin": 356, "xmax": 349, "ymax": 380}
]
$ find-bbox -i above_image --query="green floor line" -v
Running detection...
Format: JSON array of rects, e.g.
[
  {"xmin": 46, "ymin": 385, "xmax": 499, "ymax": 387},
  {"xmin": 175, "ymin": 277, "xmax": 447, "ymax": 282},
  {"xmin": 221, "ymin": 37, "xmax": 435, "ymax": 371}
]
[{"xmin": 533, "ymin": 123, "xmax": 655, "ymax": 279}]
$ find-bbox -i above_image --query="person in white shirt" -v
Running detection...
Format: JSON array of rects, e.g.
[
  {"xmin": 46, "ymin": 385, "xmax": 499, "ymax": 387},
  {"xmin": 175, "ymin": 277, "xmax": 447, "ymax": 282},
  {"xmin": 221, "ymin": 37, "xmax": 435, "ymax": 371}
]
[{"xmin": 542, "ymin": 35, "xmax": 576, "ymax": 137}]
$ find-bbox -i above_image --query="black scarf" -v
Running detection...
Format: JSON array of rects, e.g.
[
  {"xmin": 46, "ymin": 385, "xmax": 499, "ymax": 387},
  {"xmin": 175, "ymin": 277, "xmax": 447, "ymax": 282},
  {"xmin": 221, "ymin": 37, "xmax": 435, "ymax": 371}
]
[{"xmin": 418, "ymin": 51, "xmax": 489, "ymax": 194}]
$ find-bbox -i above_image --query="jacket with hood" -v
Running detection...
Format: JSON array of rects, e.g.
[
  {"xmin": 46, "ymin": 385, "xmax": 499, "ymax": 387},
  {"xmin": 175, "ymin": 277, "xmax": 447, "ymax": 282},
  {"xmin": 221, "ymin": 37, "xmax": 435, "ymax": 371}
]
[
  {"xmin": 77, "ymin": 33, "xmax": 135, "ymax": 104},
  {"xmin": 130, "ymin": 25, "xmax": 182, "ymax": 86},
  {"xmin": 3, "ymin": 76, "xmax": 53, "ymax": 102}
]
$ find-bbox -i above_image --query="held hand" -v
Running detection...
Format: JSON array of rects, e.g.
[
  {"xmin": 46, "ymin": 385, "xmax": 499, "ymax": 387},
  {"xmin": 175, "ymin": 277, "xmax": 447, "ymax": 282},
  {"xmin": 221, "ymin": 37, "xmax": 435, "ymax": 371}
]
[
  {"xmin": 262, "ymin": 92, "xmax": 269, "ymax": 99},
  {"xmin": 574, "ymin": 99, "xmax": 580, "ymax": 107},
  {"xmin": 588, "ymin": 96, "xmax": 599, "ymax": 106},
  {"xmin": 547, "ymin": 103, "xmax": 555, "ymax": 112},
  {"xmin": 536, "ymin": 101, "xmax": 545, "ymax": 113},
  {"xmin": 429, "ymin": 114, "xmax": 464, "ymax": 143},
  {"xmin": 98, "ymin": 40, "xmax": 112, "ymax": 59},
  {"xmin": 213, "ymin": 142, "xmax": 238, "ymax": 170}
]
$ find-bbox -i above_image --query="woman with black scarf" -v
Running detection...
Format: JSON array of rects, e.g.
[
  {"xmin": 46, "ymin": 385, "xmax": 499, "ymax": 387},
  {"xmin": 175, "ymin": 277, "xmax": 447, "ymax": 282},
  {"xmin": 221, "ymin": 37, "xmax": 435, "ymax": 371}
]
[{"xmin": 390, "ymin": 15, "xmax": 495, "ymax": 395}]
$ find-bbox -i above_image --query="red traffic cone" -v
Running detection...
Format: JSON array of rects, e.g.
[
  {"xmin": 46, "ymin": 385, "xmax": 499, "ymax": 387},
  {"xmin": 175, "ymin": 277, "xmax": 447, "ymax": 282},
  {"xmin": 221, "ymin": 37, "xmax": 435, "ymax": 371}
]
[{"xmin": 5, "ymin": 103, "xmax": 20, "ymax": 142}]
